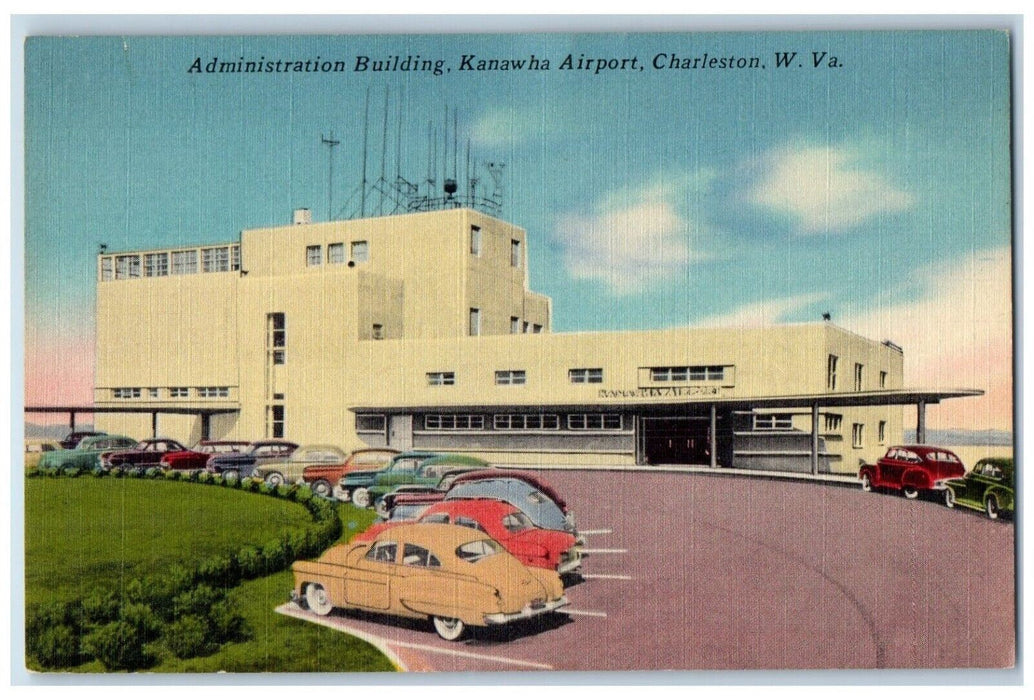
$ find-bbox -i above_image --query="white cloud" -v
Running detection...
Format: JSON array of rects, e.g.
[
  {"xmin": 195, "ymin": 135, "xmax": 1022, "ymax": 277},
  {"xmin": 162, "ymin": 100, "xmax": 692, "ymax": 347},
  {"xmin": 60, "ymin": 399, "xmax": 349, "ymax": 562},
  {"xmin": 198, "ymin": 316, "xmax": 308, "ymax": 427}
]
[
  {"xmin": 749, "ymin": 142, "xmax": 914, "ymax": 232},
  {"xmin": 694, "ymin": 292, "xmax": 829, "ymax": 328},
  {"xmin": 552, "ymin": 174, "xmax": 713, "ymax": 295},
  {"xmin": 471, "ymin": 106, "xmax": 544, "ymax": 148}
]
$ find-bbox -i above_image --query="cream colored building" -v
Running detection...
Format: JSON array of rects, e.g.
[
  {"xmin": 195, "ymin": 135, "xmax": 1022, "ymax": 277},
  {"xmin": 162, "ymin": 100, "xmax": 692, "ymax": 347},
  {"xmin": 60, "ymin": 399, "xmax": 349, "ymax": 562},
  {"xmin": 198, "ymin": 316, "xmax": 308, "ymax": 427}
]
[{"xmin": 91, "ymin": 207, "xmax": 972, "ymax": 475}]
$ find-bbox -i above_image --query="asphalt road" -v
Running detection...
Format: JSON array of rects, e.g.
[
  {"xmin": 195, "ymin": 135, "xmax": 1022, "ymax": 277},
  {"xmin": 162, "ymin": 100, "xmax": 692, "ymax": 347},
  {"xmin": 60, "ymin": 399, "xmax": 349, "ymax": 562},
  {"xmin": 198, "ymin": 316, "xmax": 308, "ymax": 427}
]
[{"xmin": 278, "ymin": 470, "xmax": 1015, "ymax": 672}]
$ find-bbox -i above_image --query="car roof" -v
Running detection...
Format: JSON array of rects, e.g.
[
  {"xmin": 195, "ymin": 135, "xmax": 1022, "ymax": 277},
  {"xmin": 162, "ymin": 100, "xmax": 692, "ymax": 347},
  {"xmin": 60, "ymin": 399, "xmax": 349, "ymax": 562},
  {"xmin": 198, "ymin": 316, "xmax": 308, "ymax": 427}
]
[
  {"xmin": 890, "ymin": 445, "xmax": 959, "ymax": 455},
  {"xmin": 250, "ymin": 440, "xmax": 298, "ymax": 447},
  {"xmin": 420, "ymin": 454, "xmax": 490, "ymax": 467},
  {"xmin": 368, "ymin": 522, "xmax": 503, "ymax": 549},
  {"xmin": 425, "ymin": 498, "xmax": 516, "ymax": 519},
  {"xmin": 450, "ymin": 469, "xmax": 566, "ymax": 507}
]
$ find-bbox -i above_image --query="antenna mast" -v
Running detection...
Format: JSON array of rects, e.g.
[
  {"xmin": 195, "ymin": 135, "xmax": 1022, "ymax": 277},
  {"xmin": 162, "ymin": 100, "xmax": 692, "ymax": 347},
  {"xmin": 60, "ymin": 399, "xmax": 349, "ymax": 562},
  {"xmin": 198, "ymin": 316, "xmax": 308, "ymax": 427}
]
[
  {"xmin": 360, "ymin": 86, "xmax": 370, "ymax": 218},
  {"xmin": 320, "ymin": 131, "xmax": 340, "ymax": 222}
]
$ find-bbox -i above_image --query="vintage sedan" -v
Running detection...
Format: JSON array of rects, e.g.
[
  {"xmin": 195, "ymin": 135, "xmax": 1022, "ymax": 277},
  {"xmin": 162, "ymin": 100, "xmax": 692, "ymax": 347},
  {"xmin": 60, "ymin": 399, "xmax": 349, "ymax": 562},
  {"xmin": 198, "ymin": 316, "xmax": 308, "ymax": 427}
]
[
  {"xmin": 38, "ymin": 434, "xmax": 139, "ymax": 471},
  {"xmin": 300, "ymin": 448, "xmax": 400, "ymax": 499},
  {"xmin": 101, "ymin": 438, "xmax": 189, "ymax": 470},
  {"xmin": 340, "ymin": 450, "xmax": 441, "ymax": 505},
  {"xmin": 291, "ymin": 523, "xmax": 568, "ymax": 641},
  {"xmin": 361, "ymin": 499, "xmax": 582, "ymax": 574},
  {"xmin": 362, "ymin": 454, "xmax": 489, "ymax": 515},
  {"xmin": 944, "ymin": 457, "xmax": 1015, "ymax": 519},
  {"xmin": 159, "ymin": 440, "xmax": 251, "ymax": 472},
  {"xmin": 59, "ymin": 430, "xmax": 106, "ymax": 450},
  {"xmin": 24, "ymin": 438, "xmax": 61, "ymax": 469},
  {"xmin": 253, "ymin": 444, "xmax": 350, "ymax": 486},
  {"xmin": 859, "ymin": 445, "xmax": 966, "ymax": 499},
  {"xmin": 205, "ymin": 440, "xmax": 299, "ymax": 480}
]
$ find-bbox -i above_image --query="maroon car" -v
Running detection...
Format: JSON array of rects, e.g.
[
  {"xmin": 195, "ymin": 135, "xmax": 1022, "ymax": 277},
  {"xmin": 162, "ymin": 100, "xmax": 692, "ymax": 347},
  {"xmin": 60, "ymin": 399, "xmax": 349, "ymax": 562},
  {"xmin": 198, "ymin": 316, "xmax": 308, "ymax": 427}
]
[
  {"xmin": 159, "ymin": 440, "xmax": 251, "ymax": 472},
  {"xmin": 859, "ymin": 445, "xmax": 966, "ymax": 499},
  {"xmin": 101, "ymin": 438, "xmax": 188, "ymax": 470}
]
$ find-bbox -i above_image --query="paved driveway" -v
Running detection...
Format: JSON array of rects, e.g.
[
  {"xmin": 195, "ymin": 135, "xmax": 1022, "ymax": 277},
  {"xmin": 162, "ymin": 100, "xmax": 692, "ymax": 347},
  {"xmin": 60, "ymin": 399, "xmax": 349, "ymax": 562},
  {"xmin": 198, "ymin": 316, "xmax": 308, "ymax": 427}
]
[{"xmin": 279, "ymin": 471, "xmax": 1015, "ymax": 671}]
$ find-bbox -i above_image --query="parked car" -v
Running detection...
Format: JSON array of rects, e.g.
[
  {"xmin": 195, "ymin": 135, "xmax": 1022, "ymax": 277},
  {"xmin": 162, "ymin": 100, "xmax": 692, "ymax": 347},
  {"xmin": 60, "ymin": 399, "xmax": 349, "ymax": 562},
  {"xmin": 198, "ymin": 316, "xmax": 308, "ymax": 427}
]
[
  {"xmin": 24, "ymin": 438, "xmax": 61, "ymax": 469},
  {"xmin": 38, "ymin": 434, "xmax": 139, "ymax": 471},
  {"xmin": 339, "ymin": 450, "xmax": 440, "ymax": 505},
  {"xmin": 350, "ymin": 453, "xmax": 488, "ymax": 513},
  {"xmin": 101, "ymin": 438, "xmax": 189, "ymax": 470},
  {"xmin": 291, "ymin": 522, "xmax": 568, "ymax": 641},
  {"xmin": 300, "ymin": 448, "xmax": 400, "ymax": 499},
  {"xmin": 253, "ymin": 444, "xmax": 350, "ymax": 486},
  {"xmin": 205, "ymin": 440, "xmax": 299, "ymax": 480},
  {"xmin": 159, "ymin": 440, "xmax": 251, "ymax": 472},
  {"xmin": 859, "ymin": 445, "xmax": 966, "ymax": 499},
  {"xmin": 944, "ymin": 457, "xmax": 1015, "ymax": 520},
  {"xmin": 378, "ymin": 467, "xmax": 481, "ymax": 515},
  {"xmin": 361, "ymin": 499, "xmax": 582, "ymax": 574},
  {"xmin": 59, "ymin": 430, "xmax": 106, "ymax": 450}
]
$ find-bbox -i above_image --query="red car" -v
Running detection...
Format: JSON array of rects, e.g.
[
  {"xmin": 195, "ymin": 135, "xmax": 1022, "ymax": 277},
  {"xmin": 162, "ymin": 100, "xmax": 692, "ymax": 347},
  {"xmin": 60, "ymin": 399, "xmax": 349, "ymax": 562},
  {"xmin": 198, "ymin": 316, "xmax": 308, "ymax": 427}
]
[
  {"xmin": 159, "ymin": 440, "xmax": 251, "ymax": 472},
  {"xmin": 859, "ymin": 445, "xmax": 966, "ymax": 499},
  {"xmin": 300, "ymin": 448, "xmax": 400, "ymax": 499},
  {"xmin": 101, "ymin": 438, "xmax": 188, "ymax": 469},
  {"xmin": 358, "ymin": 499, "xmax": 582, "ymax": 574}
]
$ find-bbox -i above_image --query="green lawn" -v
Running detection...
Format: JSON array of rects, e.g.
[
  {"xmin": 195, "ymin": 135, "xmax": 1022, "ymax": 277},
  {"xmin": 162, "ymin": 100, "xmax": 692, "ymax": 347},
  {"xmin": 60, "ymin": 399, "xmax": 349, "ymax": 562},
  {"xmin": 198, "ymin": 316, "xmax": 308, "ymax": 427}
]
[{"xmin": 24, "ymin": 477, "xmax": 393, "ymax": 673}]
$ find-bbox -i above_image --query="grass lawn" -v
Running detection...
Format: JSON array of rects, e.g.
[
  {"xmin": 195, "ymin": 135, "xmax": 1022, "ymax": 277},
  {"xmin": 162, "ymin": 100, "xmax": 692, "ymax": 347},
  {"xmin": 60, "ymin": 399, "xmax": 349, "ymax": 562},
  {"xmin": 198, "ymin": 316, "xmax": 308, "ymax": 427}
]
[{"xmin": 24, "ymin": 477, "xmax": 393, "ymax": 673}]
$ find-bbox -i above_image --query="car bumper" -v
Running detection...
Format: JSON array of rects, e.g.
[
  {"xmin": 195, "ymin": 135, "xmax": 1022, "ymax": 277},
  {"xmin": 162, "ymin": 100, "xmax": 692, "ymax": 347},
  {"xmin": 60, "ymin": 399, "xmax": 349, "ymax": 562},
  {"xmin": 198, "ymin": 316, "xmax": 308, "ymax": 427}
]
[
  {"xmin": 484, "ymin": 596, "xmax": 568, "ymax": 625},
  {"xmin": 558, "ymin": 549, "xmax": 582, "ymax": 574}
]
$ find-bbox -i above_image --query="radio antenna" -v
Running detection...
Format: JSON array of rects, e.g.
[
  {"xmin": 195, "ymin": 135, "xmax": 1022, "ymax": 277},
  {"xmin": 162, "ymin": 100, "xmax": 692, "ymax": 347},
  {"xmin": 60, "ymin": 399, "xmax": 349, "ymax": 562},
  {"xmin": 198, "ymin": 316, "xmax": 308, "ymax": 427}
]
[{"xmin": 320, "ymin": 131, "xmax": 340, "ymax": 222}]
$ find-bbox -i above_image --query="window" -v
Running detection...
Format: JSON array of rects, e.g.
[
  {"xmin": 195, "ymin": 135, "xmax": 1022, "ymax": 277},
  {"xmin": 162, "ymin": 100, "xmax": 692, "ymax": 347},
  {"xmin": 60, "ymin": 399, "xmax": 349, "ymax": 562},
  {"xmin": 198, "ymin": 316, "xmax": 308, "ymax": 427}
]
[
  {"xmin": 402, "ymin": 543, "xmax": 441, "ymax": 568},
  {"xmin": 510, "ymin": 239, "xmax": 521, "ymax": 267},
  {"xmin": 426, "ymin": 372, "xmax": 456, "ymax": 386},
  {"xmin": 202, "ymin": 246, "xmax": 231, "ymax": 272},
  {"xmin": 567, "ymin": 414, "xmax": 622, "ymax": 430},
  {"xmin": 470, "ymin": 226, "xmax": 481, "ymax": 256},
  {"xmin": 827, "ymin": 355, "xmax": 838, "ymax": 390},
  {"xmin": 356, "ymin": 414, "xmax": 386, "ymax": 433},
  {"xmin": 231, "ymin": 245, "xmax": 241, "ymax": 271},
  {"xmin": 454, "ymin": 517, "xmax": 488, "ymax": 533},
  {"xmin": 469, "ymin": 308, "xmax": 480, "ymax": 336},
  {"xmin": 651, "ymin": 366, "xmax": 724, "ymax": 382},
  {"xmin": 99, "ymin": 257, "xmax": 114, "ymax": 281},
  {"xmin": 112, "ymin": 388, "xmax": 141, "ymax": 399},
  {"xmin": 114, "ymin": 255, "xmax": 141, "ymax": 279},
  {"xmin": 351, "ymin": 240, "xmax": 369, "ymax": 263},
  {"xmin": 171, "ymin": 250, "xmax": 198, "ymax": 275},
  {"xmin": 328, "ymin": 242, "xmax": 345, "ymax": 264},
  {"xmin": 455, "ymin": 540, "xmax": 501, "ymax": 563},
  {"xmin": 423, "ymin": 414, "xmax": 483, "ymax": 430},
  {"xmin": 144, "ymin": 252, "xmax": 169, "ymax": 277},
  {"xmin": 169, "ymin": 387, "xmax": 189, "ymax": 398},
  {"xmin": 753, "ymin": 414, "xmax": 794, "ymax": 431},
  {"xmin": 878, "ymin": 420, "xmax": 887, "ymax": 444},
  {"xmin": 197, "ymin": 387, "xmax": 229, "ymax": 398},
  {"xmin": 267, "ymin": 405, "xmax": 285, "ymax": 438},
  {"xmin": 523, "ymin": 321, "xmax": 530, "ymax": 333},
  {"xmin": 267, "ymin": 313, "xmax": 286, "ymax": 364},
  {"xmin": 493, "ymin": 414, "xmax": 559, "ymax": 430},
  {"xmin": 366, "ymin": 541, "xmax": 397, "ymax": 563},
  {"xmin": 502, "ymin": 512, "xmax": 533, "ymax": 533},
  {"xmin": 148, "ymin": 388, "xmax": 159, "ymax": 399},
  {"xmin": 569, "ymin": 368, "xmax": 603, "ymax": 384},
  {"xmin": 495, "ymin": 370, "xmax": 526, "ymax": 385},
  {"xmin": 854, "ymin": 363, "xmax": 864, "ymax": 391},
  {"xmin": 372, "ymin": 323, "xmax": 384, "ymax": 340},
  {"xmin": 852, "ymin": 423, "xmax": 864, "ymax": 448},
  {"xmin": 510, "ymin": 316, "xmax": 520, "ymax": 334},
  {"xmin": 533, "ymin": 324, "xmax": 543, "ymax": 333},
  {"xmin": 879, "ymin": 371, "xmax": 887, "ymax": 389},
  {"xmin": 306, "ymin": 244, "xmax": 322, "ymax": 266},
  {"xmin": 824, "ymin": 413, "xmax": 842, "ymax": 432}
]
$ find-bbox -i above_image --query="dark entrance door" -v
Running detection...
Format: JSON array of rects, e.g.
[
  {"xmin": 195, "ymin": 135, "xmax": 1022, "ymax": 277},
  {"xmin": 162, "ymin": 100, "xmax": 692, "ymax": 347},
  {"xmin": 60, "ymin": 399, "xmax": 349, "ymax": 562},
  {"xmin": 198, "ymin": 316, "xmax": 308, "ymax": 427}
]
[{"xmin": 641, "ymin": 416, "xmax": 711, "ymax": 465}]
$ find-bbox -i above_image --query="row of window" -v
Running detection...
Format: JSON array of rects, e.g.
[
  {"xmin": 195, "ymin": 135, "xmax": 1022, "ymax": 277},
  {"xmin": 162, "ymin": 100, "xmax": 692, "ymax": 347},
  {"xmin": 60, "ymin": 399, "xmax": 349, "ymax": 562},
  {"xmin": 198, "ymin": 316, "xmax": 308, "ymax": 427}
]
[
  {"xmin": 414, "ymin": 413, "xmax": 625, "ymax": 432},
  {"xmin": 111, "ymin": 386, "xmax": 231, "ymax": 400},
  {"xmin": 827, "ymin": 355, "xmax": 889, "ymax": 391},
  {"xmin": 651, "ymin": 366, "xmax": 725, "ymax": 382},
  {"xmin": 99, "ymin": 246, "xmax": 241, "ymax": 280},
  {"xmin": 752, "ymin": 412, "xmax": 887, "ymax": 445},
  {"xmin": 306, "ymin": 240, "xmax": 369, "ymax": 267},
  {"xmin": 469, "ymin": 308, "xmax": 542, "ymax": 336},
  {"xmin": 426, "ymin": 366, "xmax": 721, "ymax": 387}
]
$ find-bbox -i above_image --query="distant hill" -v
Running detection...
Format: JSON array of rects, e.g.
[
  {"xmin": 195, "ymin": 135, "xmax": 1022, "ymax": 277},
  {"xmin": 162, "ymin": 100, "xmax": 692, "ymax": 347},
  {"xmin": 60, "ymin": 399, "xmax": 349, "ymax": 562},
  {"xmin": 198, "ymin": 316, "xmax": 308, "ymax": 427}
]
[
  {"xmin": 23, "ymin": 422, "xmax": 95, "ymax": 439},
  {"xmin": 904, "ymin": 429, "xmax": 1013, "ymax": 446}
]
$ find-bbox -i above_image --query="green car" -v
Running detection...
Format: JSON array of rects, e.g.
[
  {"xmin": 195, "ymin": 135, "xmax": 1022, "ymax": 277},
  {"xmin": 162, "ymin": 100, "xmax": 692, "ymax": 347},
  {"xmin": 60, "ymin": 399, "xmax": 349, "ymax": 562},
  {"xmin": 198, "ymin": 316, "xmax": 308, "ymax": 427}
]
[
  {"xmin": 37, "ymin": 434, "xmax": 138, "ymax": 472},
  {"xmin": 944, "ymin": 457, "xmax": 1015, "ymax": 520},
  {"xmin": 348, "ymin": 453, "xmax": 488, "ymax": 512}
]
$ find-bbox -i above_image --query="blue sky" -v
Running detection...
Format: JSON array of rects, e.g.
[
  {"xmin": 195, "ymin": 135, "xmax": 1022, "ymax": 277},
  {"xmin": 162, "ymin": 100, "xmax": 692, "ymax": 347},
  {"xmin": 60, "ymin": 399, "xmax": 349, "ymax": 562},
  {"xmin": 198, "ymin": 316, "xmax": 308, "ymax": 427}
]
[{"xmin": 23, "ymin": 31, "xmax": 1013, "ymax": 428}]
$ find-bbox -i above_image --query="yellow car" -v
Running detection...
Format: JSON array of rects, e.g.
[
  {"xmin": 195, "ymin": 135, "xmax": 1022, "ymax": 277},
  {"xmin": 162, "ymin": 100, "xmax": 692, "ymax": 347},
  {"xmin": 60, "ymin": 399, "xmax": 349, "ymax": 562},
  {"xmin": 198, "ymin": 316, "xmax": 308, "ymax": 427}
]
[
  {"xmin": 291, "ymin": 523, "xmax": 568, "ymax": 641},
  {"xmin": 24, "ymin": 438, "xmax": 61, "ymax": 469}
]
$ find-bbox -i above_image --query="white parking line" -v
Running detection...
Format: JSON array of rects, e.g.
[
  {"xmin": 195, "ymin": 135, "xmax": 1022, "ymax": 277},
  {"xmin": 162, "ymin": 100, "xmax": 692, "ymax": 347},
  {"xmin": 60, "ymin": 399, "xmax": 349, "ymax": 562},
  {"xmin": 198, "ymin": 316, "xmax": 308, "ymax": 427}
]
[
  {"xmin": 580, "ymin": 548, "xmax": 627, "ymax": 554},
  {"xmin": 579, "ymin": 528, "xmax": 613, "ymax": 535},
  {"xmin": 581, "ymin": 573, "xmax": 633, "ymax": 581},
  {"xmin": 388, "ymin": 639, "xmax": 555, "ymax": 670},
  {"xmin": 564, "ymin": 608, "xmax": 608, "ymax": 618}
]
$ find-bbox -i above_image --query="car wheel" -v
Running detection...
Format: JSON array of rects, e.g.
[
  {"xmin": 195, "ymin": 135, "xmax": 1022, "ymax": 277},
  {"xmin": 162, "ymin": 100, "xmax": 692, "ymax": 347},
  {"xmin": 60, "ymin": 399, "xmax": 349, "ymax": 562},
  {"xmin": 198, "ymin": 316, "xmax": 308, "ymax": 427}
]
[
  {"xmin": 860, "ymin": 474, "xmax": 873, "ymax": 492},
  {"xmin": 903, "ymin": 486, "xmax": 919, "ymax": 500},
  {"xmin": 312, "ymin": 479, "xmax": 333, "ymax": 499},
  {"xmin": 433, "ymin": 616, "xmax": 466, "ymax": 641},
  {"xmin": 223, "ymin": 469, "xmax": 239, "ymax": 482},
  {"xmin": 985, "ymin": 495, "xmax": 1000, "ymax": 520},
  {"xmin": 265, "ymin": 472, "xmax": 284, "ymax": 487},
  {"xmin": 374, "ymin": 497, "xmax": 390, "ymax": 518},
  {"xmin": 944, "ymin": 488, "xmax": 956, "ymax": 509},
  {"xmin": 304, "ymin": 583, "xmax": 333, "ymax": 616},
  {"xmin": 352, "ymin": 488, "xmax": 371, "ymax": 509}
]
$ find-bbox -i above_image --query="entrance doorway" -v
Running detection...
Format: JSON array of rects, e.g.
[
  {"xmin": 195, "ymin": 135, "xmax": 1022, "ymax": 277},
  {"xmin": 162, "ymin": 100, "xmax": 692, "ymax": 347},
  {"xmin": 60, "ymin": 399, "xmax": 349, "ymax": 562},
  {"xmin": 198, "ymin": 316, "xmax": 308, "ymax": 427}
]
[{"xmin": 640, "ymin": 416, "xmax": 712, "ymax": 465}]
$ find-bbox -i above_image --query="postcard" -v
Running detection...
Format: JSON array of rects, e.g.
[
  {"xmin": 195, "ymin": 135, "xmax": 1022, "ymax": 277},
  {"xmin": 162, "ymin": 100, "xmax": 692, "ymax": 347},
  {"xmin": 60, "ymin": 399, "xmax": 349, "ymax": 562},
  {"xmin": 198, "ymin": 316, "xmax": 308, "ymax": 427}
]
[{"xmin": 21, "ymin": 26, "xmax": 1014, "ymax": 675}]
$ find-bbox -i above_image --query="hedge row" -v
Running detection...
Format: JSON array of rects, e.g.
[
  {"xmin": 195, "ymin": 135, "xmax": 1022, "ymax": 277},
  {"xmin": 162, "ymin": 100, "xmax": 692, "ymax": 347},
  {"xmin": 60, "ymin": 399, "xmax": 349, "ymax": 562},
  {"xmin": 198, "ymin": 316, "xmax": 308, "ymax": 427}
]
[{"xmin": 25, "ymin": 470, "xmax": 343, "ymax": 670}]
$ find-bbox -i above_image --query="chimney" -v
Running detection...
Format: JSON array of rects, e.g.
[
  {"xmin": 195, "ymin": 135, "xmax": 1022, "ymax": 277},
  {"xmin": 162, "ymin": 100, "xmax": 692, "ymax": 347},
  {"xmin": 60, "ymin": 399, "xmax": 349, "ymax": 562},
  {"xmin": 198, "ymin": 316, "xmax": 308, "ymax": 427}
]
[{"xmin": 293, "ymin": 208, "xmax": 312, "ymax": 225}]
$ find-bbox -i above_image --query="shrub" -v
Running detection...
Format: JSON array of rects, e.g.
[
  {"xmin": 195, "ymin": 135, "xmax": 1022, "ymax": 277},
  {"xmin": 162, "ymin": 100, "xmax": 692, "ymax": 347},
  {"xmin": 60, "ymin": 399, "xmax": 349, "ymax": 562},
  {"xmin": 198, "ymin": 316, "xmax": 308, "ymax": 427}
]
[
  {"xmin": 78, "ymin": 589, "xmax": 120, "ymax": 624},
  {"xmin": 276, "ymin": 484, "xmax": 298, "ymax": 499},
  {"xmin": 258, "ymin": 482, "xmax": 274, "ymax": 496},
  {"xmin": 82, "ymin": 620, "xmax": 154, "ymax": 671},
  {"xmin": 172, "ymin": 584, "xmax": 218, "ymax": 618},
  {"xmin": 236, "ymin": 545, "xmax": 265, "ymax": 579},
  {"xmin": 28, "ymin": 623, "xmax": 83, "ymax": 669},
  {"xmin": 120, "ymin": 602, "xmax": 162, "ymax": 643},
  {"xmin": 91, "ymin": 466, "xmax": 107, "ymax": 477},
  {"xmin": 25, "ymin": 466, "xmax": 40, "ymax": 478},
  {"xmin": 197, "ymin": 554, "xmax": 239, "ymax": 588},
  {"xmin": 164, "ymin": 469, "xmax": 181, "ymax": 481},
  {"xmin": 197, "ymin": 472, "xmax": 213, "ymax": 485},
  {"xmin": 261, "ymin": 539, "xmax": 288, "ymax": 571},
  {"xmin": 165, "ymin": 615, "xmax": 217, "ymax": 659},
  {"xmin": 145, "ymin": 467, "xmax": 163, "ymax": 478},
  {"xmin": 207, "ymin": 596, "xmax": 249, "ymax": 644},
  {"xmin": 110, "ymin": 466, "xmax": 126, "ymax": 478}
]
